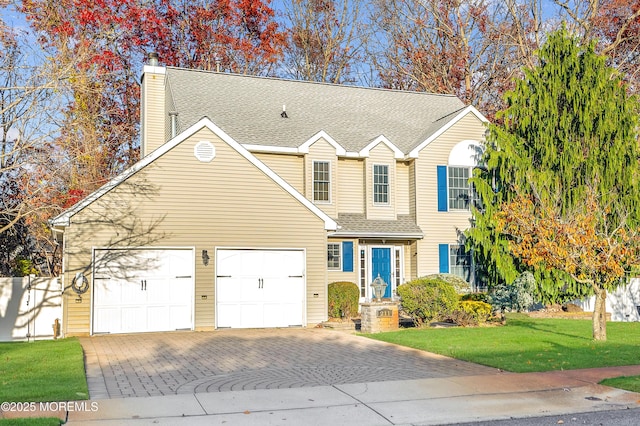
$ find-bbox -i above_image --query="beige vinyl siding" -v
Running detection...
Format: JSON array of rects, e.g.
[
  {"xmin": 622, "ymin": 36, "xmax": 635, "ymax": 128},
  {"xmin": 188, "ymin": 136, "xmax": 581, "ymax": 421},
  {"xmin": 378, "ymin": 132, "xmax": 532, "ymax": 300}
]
[
  {"xmin": 337, "ymin": 158, "xmax": 364, "ymax": 214},
  {"xmin": 253, "ymin": 153, "xmax": 304, "ymax": 193},
  {"xmin": 409, "ymin": 242, "xmax": 418, "ymax": 281},
  {"xmin": 365, "ymin": 144, "xmax": 396, "ymax": 220},
  {"xmin": 409, "ymin": 160, "xmax": 416, "ymax": 219},
  {"xmin": 164, "ymin": 79, "xmax": 177, "ymax": 140},
  {"xmin": 141, "ymin": 70, "xmax": 166, "ymax": 157},
  {"xmin": 305, "ymin": 139, "xmax": 337, "ymax": 217},
  {"xmin": 396, "ymin": 161, "xmax": 410, "ymax": 215},
  {"xmin": 403, "ymin": 244, "xmax": 413, "ymax": 283},
  {"xmin": 414, "ymin": 113, "xmax": 486, "ymax": 277},
  {"xmin": 61, "ymin": 127, "xmax": 328, "ymax": 336}
]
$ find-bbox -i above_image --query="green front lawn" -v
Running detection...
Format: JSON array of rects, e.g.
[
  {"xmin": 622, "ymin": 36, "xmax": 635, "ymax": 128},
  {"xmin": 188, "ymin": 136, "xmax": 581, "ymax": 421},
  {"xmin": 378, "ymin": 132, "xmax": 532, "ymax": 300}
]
[
  {"xmin": 0, "ymin": 419, "xmax": 61, "ymax": 426},
  {"xmin": 364, "ymin": 314, "xmax": 640, "ymax": 373},
  {"xmin": 0, "ymin": 338, "xmax": 88, "ymax": 403}
]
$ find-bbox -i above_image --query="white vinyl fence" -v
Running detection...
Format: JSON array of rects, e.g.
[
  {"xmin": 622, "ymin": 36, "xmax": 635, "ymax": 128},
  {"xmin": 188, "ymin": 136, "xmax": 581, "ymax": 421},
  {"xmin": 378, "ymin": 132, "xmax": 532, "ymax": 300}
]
[
  {"xmin": 576, "ymin": 278, "xmax": 640, "ymax": 322},
  {"xmin": 0, "ymin": 276, "xmax": 62, "ymax": 341}
]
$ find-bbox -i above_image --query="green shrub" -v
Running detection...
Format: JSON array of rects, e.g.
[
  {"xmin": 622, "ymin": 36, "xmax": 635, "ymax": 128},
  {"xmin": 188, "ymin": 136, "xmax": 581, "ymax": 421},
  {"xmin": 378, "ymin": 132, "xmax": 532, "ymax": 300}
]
[
  {"xmin": 460, "ymin": 292, "xmax": 490, "ymax": 303},
  {"xmin": 490, "ymin": 271, "xmax": 536, "ymax": 314},
  {"xmin": 12, "ymin": 258, "xmax": 37, "ymax": 277},
  {"xmin": 444, "ymin": 309, "xmax": 478, "ymax": 327},
  {"xmin": 328, "ymin": 281, "xmax": 359, "ymax": 319},
  {"xmin": 459, "ymin": 300, "xmax": 492, "ymax": 323},
  {"xmin": 423, "ymin": 273, "xmax": 471, "ymax": 294},
  {"xmin": 397, "ymin": 277, "xmax": 459, "ymax": 325}
]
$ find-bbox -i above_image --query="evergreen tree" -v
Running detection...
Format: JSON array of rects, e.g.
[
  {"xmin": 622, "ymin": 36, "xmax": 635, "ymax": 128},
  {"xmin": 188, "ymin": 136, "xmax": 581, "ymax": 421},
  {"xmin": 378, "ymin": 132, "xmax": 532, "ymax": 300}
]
[{"xmin": 468, "ymin": 27, "xmax": 640, "ymax": 339}]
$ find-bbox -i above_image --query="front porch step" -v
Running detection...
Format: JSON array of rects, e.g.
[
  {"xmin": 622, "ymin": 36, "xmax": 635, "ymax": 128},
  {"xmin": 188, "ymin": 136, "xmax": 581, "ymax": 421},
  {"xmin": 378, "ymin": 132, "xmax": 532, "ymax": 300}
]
[{"xmin": 320, "ymin": 319, "xmax": 361, "ymax": 331}]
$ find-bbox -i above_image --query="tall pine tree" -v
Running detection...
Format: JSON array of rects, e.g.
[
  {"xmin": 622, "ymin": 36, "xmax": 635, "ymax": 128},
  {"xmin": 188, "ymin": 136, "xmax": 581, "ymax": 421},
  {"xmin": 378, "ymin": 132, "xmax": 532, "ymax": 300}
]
[{"xmin": 468, "ymin": 27, "xmax": 640, "ymax": 340}]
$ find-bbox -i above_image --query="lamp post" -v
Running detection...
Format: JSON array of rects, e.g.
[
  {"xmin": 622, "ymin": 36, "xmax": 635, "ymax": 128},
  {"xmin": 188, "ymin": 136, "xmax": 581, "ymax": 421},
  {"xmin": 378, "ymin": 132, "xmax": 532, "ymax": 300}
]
[{"xmin": 370, "ymin": 274, "xmax": 388, "ymax": 303}]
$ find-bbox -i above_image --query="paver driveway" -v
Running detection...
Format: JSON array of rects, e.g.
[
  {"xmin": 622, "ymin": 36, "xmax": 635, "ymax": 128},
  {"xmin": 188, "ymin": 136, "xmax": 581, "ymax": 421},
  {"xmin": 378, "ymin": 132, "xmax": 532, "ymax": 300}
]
[{"xmin": 80, "ymin": 328, "xmax": 500, "ymax": 399}]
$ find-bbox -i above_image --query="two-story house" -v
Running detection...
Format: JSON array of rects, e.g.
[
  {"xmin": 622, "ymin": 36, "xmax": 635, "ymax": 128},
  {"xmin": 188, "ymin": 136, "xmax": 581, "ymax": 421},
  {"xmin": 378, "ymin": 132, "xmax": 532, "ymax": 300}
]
[{"xmin": 50, "ymin": 56, "xmax": 487, "ymax": 336}]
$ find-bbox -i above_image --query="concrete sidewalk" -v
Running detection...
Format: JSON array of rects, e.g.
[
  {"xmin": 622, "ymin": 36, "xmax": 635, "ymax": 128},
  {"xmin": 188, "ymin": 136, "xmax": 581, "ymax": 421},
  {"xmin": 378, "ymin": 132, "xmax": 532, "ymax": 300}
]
[{"xmin": 53, "ymin": 365, "xmax": 640, "ymax": 425}]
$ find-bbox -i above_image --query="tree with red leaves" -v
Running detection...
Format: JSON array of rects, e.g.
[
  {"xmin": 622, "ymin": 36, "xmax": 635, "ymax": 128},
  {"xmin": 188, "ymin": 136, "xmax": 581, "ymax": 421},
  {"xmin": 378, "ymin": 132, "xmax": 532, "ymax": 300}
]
[
  {"xmin": 592, "ymin": 0, "xmax": 640, "ymax": 92},
  {"xmin": 20, "ymin": 0, "xmax": 285, "ymax": 200}
]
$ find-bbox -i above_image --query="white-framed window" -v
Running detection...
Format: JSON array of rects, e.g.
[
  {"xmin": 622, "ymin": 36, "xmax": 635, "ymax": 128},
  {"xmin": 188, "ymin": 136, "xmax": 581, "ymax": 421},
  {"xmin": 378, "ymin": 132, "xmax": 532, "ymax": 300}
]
[
  {"xmin": 373, "ymin": 164, "xmax": 389, "ymax": 204},
  {"xmin": 313, "ymin": 161, "xmax": 331, "ymax": 202},
  {"xmin": 449, "ymin": 244, "xmax": 473, "ymax": 282},
  {"xmin": 448, "ymin": 166, "xmax": 479, "ymax": 210},
  {"xmin": 359, "ymin": 248, "xmax": 366, "ymax": 297},
  {"xmin": 327, "ymin": 243, "xmax": 341, "ymax": 270},
  {"xmin": 394, "ymin": 247, "xmax": 402, "ymax": 290}
]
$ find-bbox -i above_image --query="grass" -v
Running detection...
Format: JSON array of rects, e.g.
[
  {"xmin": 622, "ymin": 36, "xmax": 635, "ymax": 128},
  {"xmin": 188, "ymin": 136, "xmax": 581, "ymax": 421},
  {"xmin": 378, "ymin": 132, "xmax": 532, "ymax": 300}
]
[
  {"xmin": 0, "ymin": 338, "xmax": 88, "ymax": 403},
  {"xmin": 600, "ymin": 376, "xmax": 640, "ymax": 393},
  {"xmin": 0, "ymin": 419, "xmax": 61, "ymax": 426},
  {"xmin": 363, "ymin": 314, "xmax": 640, "ymax": 373}
]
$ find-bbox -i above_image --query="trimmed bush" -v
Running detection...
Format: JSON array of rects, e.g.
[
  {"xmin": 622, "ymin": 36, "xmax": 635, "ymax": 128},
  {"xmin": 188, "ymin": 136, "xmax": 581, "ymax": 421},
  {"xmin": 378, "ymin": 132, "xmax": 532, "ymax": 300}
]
[
  {"xmin": 397, "ymin": 277, "xmax": 459, "ymax": 325},
  {"xmin": 445, "ymin": 301, "xmax": 492, "ymax": 327},
  {"xmin": 460, "ymin": 292, "xmax": 490, "ymax": 303},
  {"xmin": 424, "ymin": 273, "xmax": 472, "ymax": 294},
  {"xmin": 328, "ymin": 281, "xmax": 359, "ymax": 319},
  {"xmin": 459, "ymin": 300, "xmax": 492, "ymax": 323}
]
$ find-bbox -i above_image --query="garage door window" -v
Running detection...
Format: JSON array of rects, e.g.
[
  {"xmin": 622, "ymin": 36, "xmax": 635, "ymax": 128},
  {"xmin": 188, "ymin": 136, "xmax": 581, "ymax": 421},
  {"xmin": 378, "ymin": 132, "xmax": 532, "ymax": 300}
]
[{"xmin": 327, "ymin": 243, "xmax": 340, "ymax": 270}]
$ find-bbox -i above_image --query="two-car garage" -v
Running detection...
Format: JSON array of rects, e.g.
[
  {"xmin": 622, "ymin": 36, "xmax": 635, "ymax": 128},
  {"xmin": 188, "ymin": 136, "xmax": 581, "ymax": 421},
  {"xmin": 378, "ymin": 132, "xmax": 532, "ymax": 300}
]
[{"xmin": 91, "ymin": 248, "xmax": 306, "ymax": 334}]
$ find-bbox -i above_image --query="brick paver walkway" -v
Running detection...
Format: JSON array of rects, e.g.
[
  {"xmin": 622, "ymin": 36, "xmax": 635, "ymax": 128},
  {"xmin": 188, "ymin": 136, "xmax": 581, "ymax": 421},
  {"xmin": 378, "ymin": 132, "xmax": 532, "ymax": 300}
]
[{"xmin": 80, "ymin": 328, "xmax": 500, "ymax": 399}]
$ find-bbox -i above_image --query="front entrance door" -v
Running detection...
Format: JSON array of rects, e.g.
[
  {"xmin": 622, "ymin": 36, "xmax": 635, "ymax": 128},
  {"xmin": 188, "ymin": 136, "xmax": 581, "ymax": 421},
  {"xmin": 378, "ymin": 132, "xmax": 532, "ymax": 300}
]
[{"xmin": 371, "ymin": 247, "xmax": 392, "ymax": 298}]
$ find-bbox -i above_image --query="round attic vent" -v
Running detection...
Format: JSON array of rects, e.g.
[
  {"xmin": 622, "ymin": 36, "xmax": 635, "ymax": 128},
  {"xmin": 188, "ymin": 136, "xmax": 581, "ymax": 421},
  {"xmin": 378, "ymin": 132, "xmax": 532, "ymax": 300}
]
[{"xmin": 194, "ymin": 141, "xmax": 216, "ymax": 162}]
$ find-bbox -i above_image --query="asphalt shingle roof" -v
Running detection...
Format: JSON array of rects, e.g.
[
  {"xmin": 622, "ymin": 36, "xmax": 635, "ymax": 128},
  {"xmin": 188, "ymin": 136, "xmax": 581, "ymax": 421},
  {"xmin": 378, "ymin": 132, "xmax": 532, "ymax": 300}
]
[
  {"xmin": 165, "ymin": 68, "xmax": 466, "ymax": 154},
  {"xmin": 333, "ymin": 214, "xmax": 423, "ymax": 238}
]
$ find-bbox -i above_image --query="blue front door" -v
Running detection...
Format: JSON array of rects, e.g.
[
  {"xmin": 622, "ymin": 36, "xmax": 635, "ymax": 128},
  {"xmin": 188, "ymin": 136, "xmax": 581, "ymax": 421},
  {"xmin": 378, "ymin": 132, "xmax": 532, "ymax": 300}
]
[{"xmin": 371, "ymin": 248, "xmax": 392, "ymax": 298}]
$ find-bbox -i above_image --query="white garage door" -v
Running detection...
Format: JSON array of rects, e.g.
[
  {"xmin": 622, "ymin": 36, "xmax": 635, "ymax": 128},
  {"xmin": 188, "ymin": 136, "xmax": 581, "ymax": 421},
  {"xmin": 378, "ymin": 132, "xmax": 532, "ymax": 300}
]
[
  {"xmin": 93, "ymin": 249, "xmax": 194, "ymax": 334},
  {"xmin": 216, "ymin": 249, "xmax": 305, "ymax": 328}
]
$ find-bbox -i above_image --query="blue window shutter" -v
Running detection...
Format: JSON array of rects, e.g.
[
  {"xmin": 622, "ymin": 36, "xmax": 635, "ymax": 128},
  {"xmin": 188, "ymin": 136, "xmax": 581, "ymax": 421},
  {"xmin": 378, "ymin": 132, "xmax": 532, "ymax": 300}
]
[
  {"xmin": 342, "ymin": 242, "xmax": 354, "ymax": 272},
  {"xmin": 437, "ymin": 166, "xmax": 448, "ymax": 212},
  {"xmin": 439, "ymin": 244, "xmax": 450, "ymax": 273}
]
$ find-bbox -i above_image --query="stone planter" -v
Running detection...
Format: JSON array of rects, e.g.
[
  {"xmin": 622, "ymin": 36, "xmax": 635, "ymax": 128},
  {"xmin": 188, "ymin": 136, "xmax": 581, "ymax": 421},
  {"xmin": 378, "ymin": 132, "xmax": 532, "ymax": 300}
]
[{"xmin": 359, "ymin": 301, "xmax": 399, "ymax": 333}]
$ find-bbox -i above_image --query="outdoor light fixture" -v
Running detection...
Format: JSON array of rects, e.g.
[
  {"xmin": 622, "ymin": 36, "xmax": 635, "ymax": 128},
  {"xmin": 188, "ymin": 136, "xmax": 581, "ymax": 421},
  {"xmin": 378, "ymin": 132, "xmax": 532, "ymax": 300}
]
[
  {"xmin": 202, "ymin": 250, "xmax": 210, "ymax": 266},
  {"xmin": 371, "ymin": 274, "xmax": 388, "ymax": 302}
]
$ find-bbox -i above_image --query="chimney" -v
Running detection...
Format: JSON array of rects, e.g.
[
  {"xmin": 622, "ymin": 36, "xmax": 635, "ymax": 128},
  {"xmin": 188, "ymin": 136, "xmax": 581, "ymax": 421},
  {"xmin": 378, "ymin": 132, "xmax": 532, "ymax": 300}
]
[
  {"xmin": 148, "ymin": 52, "xmax": 159, "ymax": 67},
  {"xmin": 140, "ymin": 52, "xmax": 166, "ymax": 156},
  {"xmin": 169, "ymin": 111, "xmax": 178, "ymax": 138}
]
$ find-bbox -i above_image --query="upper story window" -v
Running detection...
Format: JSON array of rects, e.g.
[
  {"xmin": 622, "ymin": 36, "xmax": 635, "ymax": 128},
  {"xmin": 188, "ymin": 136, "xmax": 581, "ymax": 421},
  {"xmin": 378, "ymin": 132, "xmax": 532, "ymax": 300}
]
[
  {"xmin": 313, "ymin": 161, "xmax": 330, "ymax": 202},
  {"xmin": 373, "ymin": 164, "xmax": 389, "ymax": 204},
  {"xmin": 448, "ymin": 166, "xmax": 479, "ymax": 210},
  {"xmin": 439, "ymin": 140, "xmax": 483, "ymax": 212}
]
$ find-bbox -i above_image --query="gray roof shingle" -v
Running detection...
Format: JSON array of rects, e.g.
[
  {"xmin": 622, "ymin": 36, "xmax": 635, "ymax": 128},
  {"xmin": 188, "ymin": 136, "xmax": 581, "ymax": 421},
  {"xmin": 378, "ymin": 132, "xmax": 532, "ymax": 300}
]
[
  {"xmin": 332, "ymin": 214, "xmax": 423, "ymax": 239},
  {"xmin": 165, "ymin": 68, "xmax": 466, "ymax": 154}
]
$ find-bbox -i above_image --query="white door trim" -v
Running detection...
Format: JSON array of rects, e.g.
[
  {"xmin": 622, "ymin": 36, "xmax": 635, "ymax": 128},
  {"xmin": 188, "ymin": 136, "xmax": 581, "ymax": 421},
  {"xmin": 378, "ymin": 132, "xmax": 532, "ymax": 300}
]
[{"xmin": 358, "ymin": 244, "xmax": 404, "ymax": 301}]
